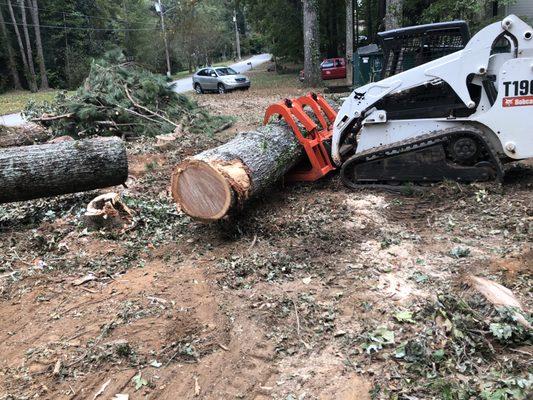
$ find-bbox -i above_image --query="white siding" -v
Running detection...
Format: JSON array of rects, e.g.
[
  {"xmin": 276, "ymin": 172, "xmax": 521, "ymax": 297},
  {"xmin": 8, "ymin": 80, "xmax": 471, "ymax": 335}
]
[{"xmin": 507, "ymin": 0, "xmax": 533, "ymax": 21}]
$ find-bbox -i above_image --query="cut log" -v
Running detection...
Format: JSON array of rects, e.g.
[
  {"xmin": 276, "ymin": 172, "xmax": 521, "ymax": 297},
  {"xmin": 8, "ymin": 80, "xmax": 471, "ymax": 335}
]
[
  {"xmin": 0, "ymin": 137, "xmax": 128, "ymax": 203},
  {"xmin": 0, "ymin": 124, "xmax": 49, "ymax": 148},
  {"xmin": 171, "ymin": 124, "xmax": 303, "ymax": 221}
]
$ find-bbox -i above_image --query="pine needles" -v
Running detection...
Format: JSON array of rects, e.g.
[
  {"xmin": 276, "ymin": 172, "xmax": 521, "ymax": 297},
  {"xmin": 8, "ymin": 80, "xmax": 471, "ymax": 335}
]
[{"xmin": 24, "ymin": 50, "xmax": 232, "ymax": 139}]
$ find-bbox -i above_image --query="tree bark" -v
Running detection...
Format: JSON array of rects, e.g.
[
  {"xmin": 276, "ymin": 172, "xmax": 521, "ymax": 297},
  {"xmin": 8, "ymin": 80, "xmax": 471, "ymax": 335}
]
[
  {"xmin": 346, "ymin": 0, "xmax": 354, "ymax": 86},
  {"xmin": 0, "ymin": 125, "xmax": 49, "ymax": 148},
  {"xmin": 6, "ymin": 0, "xmax": 32, "ymax": 90},
  {"xmin": 171, "ymin": 124, "xmax": 303, "ymax": 222},
  {"xmin": 19, "ymin": 0, "xmax": 37, "ymax": 92},
  {"xmin": 302, "ymin": 0, "xmax": 321, "ymax": 87},
  {"xmin": 384, "ymin": 0, "xmax": 403, "ymax": 30},
  {"xmin": 0, "ymin": 5, "xmax": 22, "ymax": 90},
  {"xmin": 28, "ymin": 0, "xmax": 48, "ymax": 90},
  {"xmin": 0, "ymin": 137, "xmax": 128, "ymax": 203}
]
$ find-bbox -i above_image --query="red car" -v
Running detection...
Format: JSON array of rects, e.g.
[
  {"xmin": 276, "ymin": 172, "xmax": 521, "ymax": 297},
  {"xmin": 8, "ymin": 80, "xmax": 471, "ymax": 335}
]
[
  {"xmin": 321, "ymin": 58, "xmax": 347, "ymax": 80},
  {"xmin": 299, "ymin": 57, "xmax": 347, "ymax": 82}
]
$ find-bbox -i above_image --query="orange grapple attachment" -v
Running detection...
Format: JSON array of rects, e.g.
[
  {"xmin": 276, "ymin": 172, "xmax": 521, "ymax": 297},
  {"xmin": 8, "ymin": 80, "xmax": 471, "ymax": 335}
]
[{"xmin": 263, "ymin": 93, "xmax": 337, "ymax": 182}]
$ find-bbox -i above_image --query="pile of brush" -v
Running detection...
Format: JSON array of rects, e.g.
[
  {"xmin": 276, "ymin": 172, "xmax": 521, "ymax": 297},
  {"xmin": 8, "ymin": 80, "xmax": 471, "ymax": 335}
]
[{"xmin": 24, "ymin": 50, "xmax": 231, "ymax": 139}]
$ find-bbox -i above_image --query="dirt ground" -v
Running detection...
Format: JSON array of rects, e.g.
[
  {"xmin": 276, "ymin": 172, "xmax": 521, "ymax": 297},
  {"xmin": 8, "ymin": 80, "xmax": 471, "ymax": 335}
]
[{"xmin": 0, "ymin": 64, "xmax": 531, "ymax": 400}]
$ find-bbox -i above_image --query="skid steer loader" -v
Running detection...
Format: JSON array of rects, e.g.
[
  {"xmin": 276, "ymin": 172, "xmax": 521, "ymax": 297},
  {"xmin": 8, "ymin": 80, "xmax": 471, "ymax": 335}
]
[{"xmin": 266, "ymin": 15, "xmax": 533, "ymax": 188}]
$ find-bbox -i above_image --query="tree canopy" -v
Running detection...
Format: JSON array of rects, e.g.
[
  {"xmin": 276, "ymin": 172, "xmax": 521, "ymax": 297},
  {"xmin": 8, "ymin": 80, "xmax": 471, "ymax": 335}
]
[{"xmin": 0, "ymin": 0, "xmax": 523, "ymax": 93}]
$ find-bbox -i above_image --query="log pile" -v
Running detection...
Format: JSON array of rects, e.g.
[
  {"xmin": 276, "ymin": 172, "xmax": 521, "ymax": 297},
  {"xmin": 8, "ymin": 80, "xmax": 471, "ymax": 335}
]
[
  {"xmin": 0, "ymin": 137, "xmax": 128, "ymax": 203},
  {"xmin": 171, "ymin": 124, "xmax": 303, "ymax": 221}
]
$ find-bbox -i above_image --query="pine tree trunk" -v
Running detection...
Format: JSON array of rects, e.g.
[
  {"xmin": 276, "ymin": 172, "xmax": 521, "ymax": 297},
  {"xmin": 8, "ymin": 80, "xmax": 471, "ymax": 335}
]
[
  {"xmin": 346, "ymin": 0, "xmax": 354, "ymax": 86},
  {"xmin": 384, "ymin": 0, "xmax": 403, "ymax": 30},
  {"xmin": 0, "ymin": 5, "xmax": 22, "ymax": 90},
  {"xmin": 302, "ymin": 0, "xmax": 321, "ymax": 87},
  {"xmin": 6, "ymin": 0, "xmax": 32, "ymax": 89},
  {"xmin": 29, "ymin": 0, "xmax": 48, "ymax": 90},
  {"xmin": 0, "ymin": 138, "xmax": 128, "ymax": 204},
  {"xmin": 171, "ymin": 124, "xmax": 303, "ymax": 222},
  {"xmin": 19, "ymin": 0, "xmax": 37, "ymax": 92}
]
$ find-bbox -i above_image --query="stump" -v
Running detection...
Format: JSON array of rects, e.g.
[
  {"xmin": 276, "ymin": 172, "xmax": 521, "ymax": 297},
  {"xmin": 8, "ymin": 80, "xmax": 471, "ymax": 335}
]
[
  {"xmin": 0, "ymin": 137, "xmax": 128, "ymax": 203},
  {"xmin": 171, "ymin": 124, "xmax": 303, "ymax": 221}
]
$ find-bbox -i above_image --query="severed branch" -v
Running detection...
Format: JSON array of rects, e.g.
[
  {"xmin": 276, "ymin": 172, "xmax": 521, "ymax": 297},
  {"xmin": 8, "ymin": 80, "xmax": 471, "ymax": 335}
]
[{"xmin": 124, "ymin": 84, "xmax": 178, "ymax": 128}]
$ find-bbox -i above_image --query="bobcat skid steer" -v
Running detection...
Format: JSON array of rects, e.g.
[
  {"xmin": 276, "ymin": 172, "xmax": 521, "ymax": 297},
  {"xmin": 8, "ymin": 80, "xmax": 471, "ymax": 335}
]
[{"xmin": 327, "ymin": 15, "xmax": 533, "ymax": 188}]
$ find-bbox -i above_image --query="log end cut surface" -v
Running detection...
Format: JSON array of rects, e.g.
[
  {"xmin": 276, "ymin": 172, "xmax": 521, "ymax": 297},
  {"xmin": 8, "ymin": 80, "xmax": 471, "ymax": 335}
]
[{"xmin": 172, "ymin": 161, "xmax": 234, "ymax": 221}]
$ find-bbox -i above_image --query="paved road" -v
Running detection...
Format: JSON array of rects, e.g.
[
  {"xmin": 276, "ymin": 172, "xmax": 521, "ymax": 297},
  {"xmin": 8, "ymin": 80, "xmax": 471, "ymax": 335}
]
[
  {"xmin": 0, "ymin": 54, "xmax": 272, "ymax": 127},
  {"xmin": 171, "ymin": 53, "xmax": 271, "ymax": 93}
]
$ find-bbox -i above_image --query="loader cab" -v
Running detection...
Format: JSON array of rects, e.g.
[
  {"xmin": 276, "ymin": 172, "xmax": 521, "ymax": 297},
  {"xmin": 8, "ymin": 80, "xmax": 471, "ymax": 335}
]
[{"xmin": 378, "ymin": 21, "xmax": 470, "ymax": 79}]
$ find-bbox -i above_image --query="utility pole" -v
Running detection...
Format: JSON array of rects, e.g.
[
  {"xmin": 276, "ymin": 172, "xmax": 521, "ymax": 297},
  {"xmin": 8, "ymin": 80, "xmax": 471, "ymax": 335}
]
[
  {"xmin": 233, "ymin": 10, "xmax": 241, "ymax": 60},
  {"xmin": 156, "ymin": 0, "xmax": 172, "ymax": 77}
]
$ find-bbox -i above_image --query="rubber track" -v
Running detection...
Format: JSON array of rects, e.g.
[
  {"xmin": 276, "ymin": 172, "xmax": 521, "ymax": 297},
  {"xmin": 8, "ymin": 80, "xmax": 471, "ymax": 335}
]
[{"xmin": 340, "ymin": 126, "xmax": 505, "ymax": 191}]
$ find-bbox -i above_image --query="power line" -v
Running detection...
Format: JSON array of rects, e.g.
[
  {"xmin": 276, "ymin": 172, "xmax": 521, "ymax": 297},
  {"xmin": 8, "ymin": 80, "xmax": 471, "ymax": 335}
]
[
  {"xmin": 0, "ymin": 1, "xmax": 157, "ymax": 27},
  {"xmin": 2, "ymin": 20, "xmax": 160, "ymax": 32}
]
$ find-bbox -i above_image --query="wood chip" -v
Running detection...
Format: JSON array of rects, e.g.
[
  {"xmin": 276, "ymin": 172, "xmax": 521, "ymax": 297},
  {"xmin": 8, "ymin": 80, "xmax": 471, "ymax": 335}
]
[
  {"xmin": 467, "ymin": 275, "xmax": 530, "ymax": 328},
  {"xmin": 93, "ymin": 379, "xmax": 111, "ymax": 399},
  {"xmin": 72, "ymin": 274, "xmax": 97, "ymax": 286},
  {"xmin": 53, "ymin": 359, "xmax": 61, "ymax": 376},
  {"xmin": 218, "ymin": 343, "xmax": 229, "ymax": 351},
  {"xmin": 194, "ymin": 377, "xmax": 201, "ymax": 396}
]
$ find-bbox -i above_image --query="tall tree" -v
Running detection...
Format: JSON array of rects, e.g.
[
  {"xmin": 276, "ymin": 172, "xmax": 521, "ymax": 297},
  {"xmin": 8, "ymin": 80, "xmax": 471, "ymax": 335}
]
[
  {"xmin": 302, "ymin": 0, "xmax": 321, "ymax": 87},
  {"xmin": 384, "ymin": 0, "xmax": 403, "ymax": 29},
  {"xmin": 0, "ymin": 5, "xmax": 22, "ymax": 89},
  {"xmin": 6, "ymin": 0, "xmax": 36, "ymax": 91},
  {"xmin": 346, "ymin": 0, "xmax": 354, "ymax": 85},
  {"xmin": 28, "ymin": 0, "xmax": 48, "ymax": 89},
  {"xmin": 18, "ymin": 0, "xmax": 38, "ymax": 91}
]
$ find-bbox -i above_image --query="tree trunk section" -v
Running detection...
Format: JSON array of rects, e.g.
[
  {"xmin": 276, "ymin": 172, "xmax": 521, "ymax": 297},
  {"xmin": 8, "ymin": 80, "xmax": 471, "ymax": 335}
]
[
  {"xmin": 385, "ymin": 0, "xmax": 403, "ymax": 30},
  {"xmin": 19, "ymin": 0, "xmax": 37, "ymax": 92},
  {"xmin": 0, "ymin": 125, "xmax": 49, "ymax": 148},
  {"xmin": 346, "ymin": 0, "xmax": 354, "ymax": 86},
  {"xmin": 303, "ymin": 0, "xmax": 321, "ymax": 87},
  {"xmin": 0, "ymin": 137, "xmax": 128, "ymax": 203},
  {"xmin": 7, "ymin": 0, "xmax": 32, "ymax": 89},
  {"xmin": 0, "ymin": 5, "xmax": 22, "ymax": 90},
  {"xmin": 171, "ymin": 124, "xmax": 303, "ymax": 222},
  {"xmin": 29, "ymin": 0, "xmax": 48, "ymax": 90}
]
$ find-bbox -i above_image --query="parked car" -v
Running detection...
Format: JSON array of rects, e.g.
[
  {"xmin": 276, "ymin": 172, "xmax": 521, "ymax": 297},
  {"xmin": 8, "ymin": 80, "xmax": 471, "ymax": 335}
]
[
  {"xmin": 298, "ymin": 57, "xmax": 347, "ymax": 82},
  {"xmin": 320, "ymin": 58, "xmax": 346, "ymax": 80},
  {"xmin": 192, "ymin": 67, "xmax": 250, "ymax": 94}
]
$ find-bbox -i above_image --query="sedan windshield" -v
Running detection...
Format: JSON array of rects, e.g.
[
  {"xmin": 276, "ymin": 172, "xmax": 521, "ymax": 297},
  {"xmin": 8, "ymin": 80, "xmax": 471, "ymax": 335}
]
[{"xmin": 216, "ymin": 67, "xmax": 238, "ymax": 76}]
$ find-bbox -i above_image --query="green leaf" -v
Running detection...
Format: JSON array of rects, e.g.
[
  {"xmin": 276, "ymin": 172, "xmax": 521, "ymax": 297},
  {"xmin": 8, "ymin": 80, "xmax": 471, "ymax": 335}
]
[
  {"xmin": 132, "ymin": 372, "xmax": 148, "ymax": 391},
  {"xmin": 450, "ymin": 246, "xmax": 471, "ymax": 259},
  {"xmin": 394, "ymin": 311, "xmax": 415, "ymax": 323},
  {"xmin": 433, "ymin": 349, "xmax": 445, "ymax": 361},
  {"xmin": 490, "ymin": 323, "xmax": 513, "ymax": 340}
]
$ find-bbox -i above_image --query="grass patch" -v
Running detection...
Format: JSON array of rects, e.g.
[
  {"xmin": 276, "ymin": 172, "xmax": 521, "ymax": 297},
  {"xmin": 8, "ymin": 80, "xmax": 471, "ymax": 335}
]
[
  {"xmin": 246, "ymin": 69, "xmax": 301, "ymax": 90},
  {"xmin": 0, "ymin": 90, "xmax": 75, "ymax": 115}
]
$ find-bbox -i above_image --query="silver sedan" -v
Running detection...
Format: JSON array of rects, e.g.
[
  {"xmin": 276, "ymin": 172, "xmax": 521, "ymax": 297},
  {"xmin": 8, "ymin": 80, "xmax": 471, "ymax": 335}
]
[{"xmin": 192, "ymin": 67, "xmax": 251, "ymax": 94}]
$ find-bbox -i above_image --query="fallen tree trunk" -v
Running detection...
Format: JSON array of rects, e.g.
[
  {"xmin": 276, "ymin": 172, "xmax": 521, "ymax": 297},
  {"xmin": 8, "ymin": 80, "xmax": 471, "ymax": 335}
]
[
  {"xmin": 0, "ymin": 125, "xmax": 49, "ymax": 148},
  {"xmin": 171, "ymin": 124, "xmax": 303, "ymax": 221},
  {"xmin": 0, "ymin": 137, "xmax": 128, "ymax": 203}
]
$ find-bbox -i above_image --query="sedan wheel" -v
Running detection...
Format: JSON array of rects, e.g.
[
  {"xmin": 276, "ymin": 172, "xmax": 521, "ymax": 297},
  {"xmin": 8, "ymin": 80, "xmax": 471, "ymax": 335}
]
[
  {"xmin": 218, "ymin": 84, "xmax": 227, "ymax": 94},
  {"xmin": 194, "ymin": 83, "xmax": 203, "ymax": 94}
]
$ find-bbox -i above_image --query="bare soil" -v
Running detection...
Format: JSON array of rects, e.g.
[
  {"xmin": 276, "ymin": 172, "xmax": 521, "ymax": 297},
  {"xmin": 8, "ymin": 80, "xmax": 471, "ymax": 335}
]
[{"xmin": 0, "ymin": 64, "xmax": 531, "ymax": 400}]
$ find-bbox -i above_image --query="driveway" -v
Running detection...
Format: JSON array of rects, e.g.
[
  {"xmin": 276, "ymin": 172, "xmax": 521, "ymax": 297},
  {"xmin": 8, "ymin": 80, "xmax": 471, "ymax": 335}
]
[
  {"xmin": 171, "ymin": 53, "xmax": 271, "ymax": 93},
  {"xmin": 0, "ymin": 54, "xmax": 272, "ymax": 127}
]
